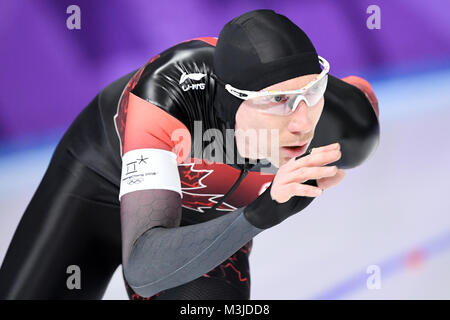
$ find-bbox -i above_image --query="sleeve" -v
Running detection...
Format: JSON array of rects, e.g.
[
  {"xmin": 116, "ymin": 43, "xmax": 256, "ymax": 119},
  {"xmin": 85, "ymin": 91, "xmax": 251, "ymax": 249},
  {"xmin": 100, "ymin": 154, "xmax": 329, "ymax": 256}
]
[
  {"xmin": 125, "ymin": 206, "xmax": 263, "ymax": 297},
  {"xmin": 124, "ymin": 180, "xmax": 317, "ymax": 298},
  {"xmin": 118, "ymin": 91, "xmax": 191, "ymax": 200}
]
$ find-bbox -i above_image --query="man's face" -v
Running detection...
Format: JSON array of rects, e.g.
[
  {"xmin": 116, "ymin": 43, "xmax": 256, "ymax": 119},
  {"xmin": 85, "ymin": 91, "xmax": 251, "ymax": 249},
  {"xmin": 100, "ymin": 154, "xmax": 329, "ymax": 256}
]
[{"xmin": 235, "ymin": 74, "xmax": 324, "ymax": 167}]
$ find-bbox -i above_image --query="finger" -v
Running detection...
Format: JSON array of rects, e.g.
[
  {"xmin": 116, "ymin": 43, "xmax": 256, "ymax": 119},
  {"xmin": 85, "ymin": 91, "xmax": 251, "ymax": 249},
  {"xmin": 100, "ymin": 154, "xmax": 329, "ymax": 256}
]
[
  {"xmin": 284, "ymin": 165, "xmax": 338, "ymax": 184},
  {"xmin": 277, "ymin": 182, "xmax": 322, "ymax": 201},
  {"xmin": 310, "ymin": 142, "xmax": 340, "ymax": 154},
  {"xmin": 292, "ymin": 142, "xmax": 340, "ymax": 163},
  {"xmin": 292, "ymin": 143, "xmax": 340, "ymax": 163},
  {"xmin": 317, "ymin": 169, "xmax": 345, "ymax": 190},
  {"xmin": 291, "ymin": 149, "xmax": 341, "ymax": 170},
  {"xmin": 290, "ymin": 183, "xmax": 323, "ymax": 198}
]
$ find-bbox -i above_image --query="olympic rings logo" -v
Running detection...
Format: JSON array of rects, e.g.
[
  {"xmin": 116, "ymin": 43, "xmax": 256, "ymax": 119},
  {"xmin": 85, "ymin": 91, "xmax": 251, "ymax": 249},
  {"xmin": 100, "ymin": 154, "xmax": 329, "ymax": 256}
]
[{"xmin": 127, "ymin": 178, "xmax": 144, "ymax": 185}]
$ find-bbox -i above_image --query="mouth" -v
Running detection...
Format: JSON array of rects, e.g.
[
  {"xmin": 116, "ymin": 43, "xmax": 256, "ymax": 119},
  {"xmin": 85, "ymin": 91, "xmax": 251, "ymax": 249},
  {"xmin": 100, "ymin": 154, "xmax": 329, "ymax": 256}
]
[{"xmin": 280, "ymin": 141, "xmax": 309, "ymax": 158}]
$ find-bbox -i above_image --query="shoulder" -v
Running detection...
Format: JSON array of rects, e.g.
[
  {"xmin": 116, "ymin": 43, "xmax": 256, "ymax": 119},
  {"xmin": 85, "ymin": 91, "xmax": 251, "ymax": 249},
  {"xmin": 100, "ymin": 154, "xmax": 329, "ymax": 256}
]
[
  {"xmin": 131, "ymin": 37, "xmax": 218, "ymax": 104},
  {"xmin": 114, "ymin": 38, "xmax": 219, "ymax": 161},
  {"xmin": 314, "ymin": 74, "xmax": 380, "ymax": 169}
]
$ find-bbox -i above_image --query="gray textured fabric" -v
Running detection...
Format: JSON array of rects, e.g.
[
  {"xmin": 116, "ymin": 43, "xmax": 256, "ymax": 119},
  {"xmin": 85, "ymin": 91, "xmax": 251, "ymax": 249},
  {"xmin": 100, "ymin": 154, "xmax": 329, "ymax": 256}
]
[{"xmin": 123, "ymin": 207, "xmax": 263, "ymax": 297}]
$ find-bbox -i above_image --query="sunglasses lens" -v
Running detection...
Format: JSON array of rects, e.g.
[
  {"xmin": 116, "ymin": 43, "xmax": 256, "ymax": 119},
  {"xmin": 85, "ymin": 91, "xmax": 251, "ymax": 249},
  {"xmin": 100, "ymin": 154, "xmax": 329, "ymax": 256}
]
[
  {"xmin": 246, "ymin": 95, "xmax": 291, "ymax": 114},
  {"xmin": 246, "ymin": 75, "xmax": 328, "ymax": 115},
  {"xmin": 303, "ymin": 74, "xmax": 328, "ymax": 106}
]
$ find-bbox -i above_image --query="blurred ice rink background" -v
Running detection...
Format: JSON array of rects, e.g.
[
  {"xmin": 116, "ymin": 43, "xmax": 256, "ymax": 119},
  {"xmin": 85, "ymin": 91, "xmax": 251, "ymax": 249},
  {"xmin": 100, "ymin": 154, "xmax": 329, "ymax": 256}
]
[{"xmin": 1, "ymin": 0, "xmax": 449, "ymax": 299}]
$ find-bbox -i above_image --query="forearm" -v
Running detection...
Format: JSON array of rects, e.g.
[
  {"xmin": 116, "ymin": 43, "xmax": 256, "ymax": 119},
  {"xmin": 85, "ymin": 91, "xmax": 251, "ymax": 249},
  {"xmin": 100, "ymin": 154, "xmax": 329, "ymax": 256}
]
[{"xmin": 124, "ymin": 207, "xmax": 262, "ymax": 297}]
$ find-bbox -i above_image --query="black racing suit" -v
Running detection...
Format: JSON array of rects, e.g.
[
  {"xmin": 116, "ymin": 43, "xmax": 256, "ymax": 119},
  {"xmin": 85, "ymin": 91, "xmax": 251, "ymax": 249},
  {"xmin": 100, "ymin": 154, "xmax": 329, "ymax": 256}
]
[{"xmin": 0, "ymin": 38, "xmax": 379, "ymax": 299}]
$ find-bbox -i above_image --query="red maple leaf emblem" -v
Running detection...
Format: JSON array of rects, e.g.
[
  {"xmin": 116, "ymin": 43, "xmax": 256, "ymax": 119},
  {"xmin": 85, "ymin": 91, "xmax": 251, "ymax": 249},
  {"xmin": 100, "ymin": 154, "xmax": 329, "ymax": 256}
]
[{"xmin": 179, "ymin": 162, "xmax": 236, "ymax": 213}]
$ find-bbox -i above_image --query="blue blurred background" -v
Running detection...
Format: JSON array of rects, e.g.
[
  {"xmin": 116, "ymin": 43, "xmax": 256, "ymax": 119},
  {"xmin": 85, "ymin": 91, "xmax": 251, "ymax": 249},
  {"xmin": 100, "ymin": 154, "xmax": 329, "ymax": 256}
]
[{"xmin": 1, "ymin": 0, "xmax": 450, "ymax": 299}]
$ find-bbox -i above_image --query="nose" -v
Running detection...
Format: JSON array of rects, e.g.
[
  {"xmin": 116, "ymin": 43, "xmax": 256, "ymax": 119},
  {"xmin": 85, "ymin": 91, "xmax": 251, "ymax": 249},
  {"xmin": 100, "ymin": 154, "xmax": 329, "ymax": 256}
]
[{"xmin": 287, "ymin": 100, "xmax": 313, "ymax": 133}]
